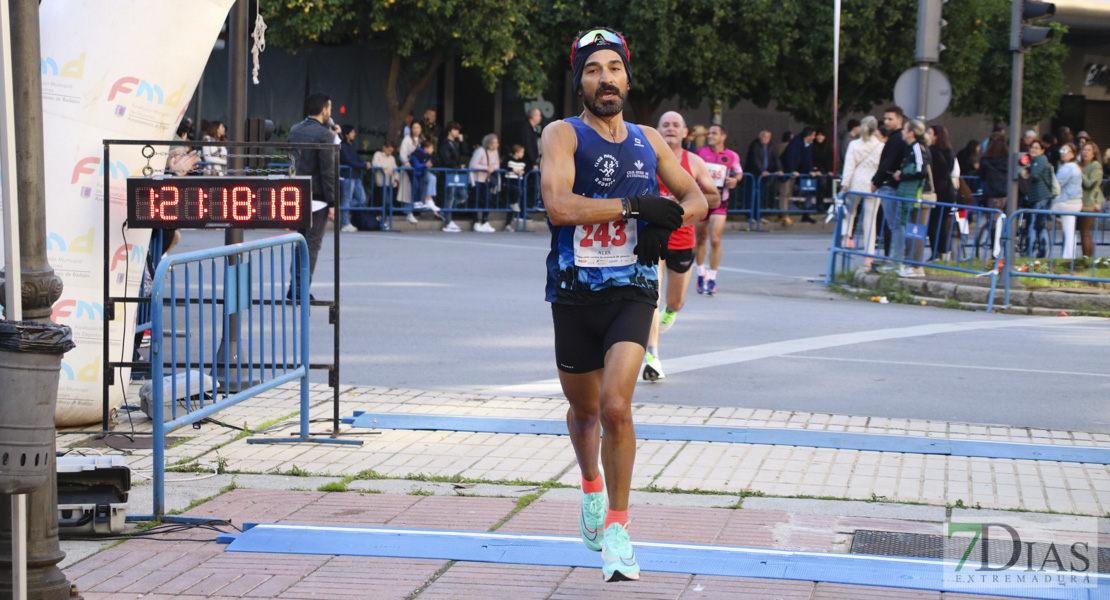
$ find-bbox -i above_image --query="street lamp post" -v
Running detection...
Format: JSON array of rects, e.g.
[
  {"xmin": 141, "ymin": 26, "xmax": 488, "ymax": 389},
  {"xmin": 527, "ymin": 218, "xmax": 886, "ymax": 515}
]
[{"xmin": 0, "ymin": 1, "xmax": 71, "ymax": 599}]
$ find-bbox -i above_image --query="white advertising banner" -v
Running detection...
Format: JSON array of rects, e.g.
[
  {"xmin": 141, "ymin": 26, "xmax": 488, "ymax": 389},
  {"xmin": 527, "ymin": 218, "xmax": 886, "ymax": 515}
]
[{"xmin": 0, "ymin": 1, "xmax": 234, "ymax": 425}]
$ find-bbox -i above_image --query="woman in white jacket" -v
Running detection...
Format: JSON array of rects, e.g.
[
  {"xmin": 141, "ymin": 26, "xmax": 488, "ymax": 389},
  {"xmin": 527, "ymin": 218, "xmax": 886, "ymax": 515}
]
[{"xmin": 839, "ymin": 116, "xmax": 885, "ymax": 267}]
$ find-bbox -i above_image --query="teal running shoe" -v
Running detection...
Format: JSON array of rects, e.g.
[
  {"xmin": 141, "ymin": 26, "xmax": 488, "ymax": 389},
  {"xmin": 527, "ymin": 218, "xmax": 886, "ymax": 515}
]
[
  {"xmin": 579, "ymin": 473, "xmax": 606, "ymax": 551},
  {"xmin": 658, "ymin": 307, "xmax": 678, "ymax": 334},
  {"xmin": 601, "ymin": 522, "xmax": 640, "ymax": 581}
]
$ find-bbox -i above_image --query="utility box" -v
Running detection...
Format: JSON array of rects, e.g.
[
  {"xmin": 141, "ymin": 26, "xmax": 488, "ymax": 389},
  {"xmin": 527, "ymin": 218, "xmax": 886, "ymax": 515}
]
[{"xmin": 57, "ymin": 455, "xmax": 130, "ymax": 535}]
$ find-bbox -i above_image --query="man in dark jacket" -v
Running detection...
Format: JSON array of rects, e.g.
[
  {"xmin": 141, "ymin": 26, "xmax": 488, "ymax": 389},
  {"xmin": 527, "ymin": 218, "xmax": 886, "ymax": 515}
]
[
  {"xmin": 777, "ymin": 127, "xmax": 816, "ymax": 222},
  {"xmin": 438, "ymin": 121, "xmax": 468, "ymax": 231},
  {"xmin": 871, "ymin": 106, "xmax": 906, "ymax": 194},
  {"xmin": 521, "ymin": 107, "xmax": 544, "ymax": 210},
  {"xmin": 745, "ymin": 129, "xmax": 781, "ymax": 176},
  {"xmin": 287, "ymin": 91, "xmax": 338, "ymax": 297}
]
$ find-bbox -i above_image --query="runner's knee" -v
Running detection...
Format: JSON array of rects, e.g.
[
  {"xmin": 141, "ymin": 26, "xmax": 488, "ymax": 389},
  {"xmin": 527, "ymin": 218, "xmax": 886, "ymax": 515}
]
[{"xmin": 598, "ymin": 396, "xmax": 633, "ymax": 429}]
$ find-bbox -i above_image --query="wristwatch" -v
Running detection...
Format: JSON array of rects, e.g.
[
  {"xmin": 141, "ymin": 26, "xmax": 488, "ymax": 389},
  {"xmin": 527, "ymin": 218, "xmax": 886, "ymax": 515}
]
[{"xmin": 620, "ymin": 197, "xmax": 630, "ymax": 219}]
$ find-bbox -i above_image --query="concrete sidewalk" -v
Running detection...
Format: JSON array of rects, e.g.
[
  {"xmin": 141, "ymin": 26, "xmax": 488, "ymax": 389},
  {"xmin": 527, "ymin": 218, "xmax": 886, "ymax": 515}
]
[{"xmin": 56, "ymin": 383, "xmax": 1110, "ymax": 599}]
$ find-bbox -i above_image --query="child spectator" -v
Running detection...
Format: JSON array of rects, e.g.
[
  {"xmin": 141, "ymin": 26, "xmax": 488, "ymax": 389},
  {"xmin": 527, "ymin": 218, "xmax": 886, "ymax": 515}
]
[{"xmin": 411, "ymin": 140, "xmax": 443, "ymax": 219}]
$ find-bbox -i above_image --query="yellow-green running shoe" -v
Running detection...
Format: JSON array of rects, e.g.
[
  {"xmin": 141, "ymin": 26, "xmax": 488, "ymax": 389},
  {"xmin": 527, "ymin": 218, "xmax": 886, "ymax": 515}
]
[
  {"xmin": 658, "ymin": 307, "xmax": 678, "ymax": 334},
  {"xmin": 601, "ymin": 522, "xmax": 640, "ymax": 581},
  {"xmin": 642, "ymin": 352, "xmax": 665, "ymax": 382}
]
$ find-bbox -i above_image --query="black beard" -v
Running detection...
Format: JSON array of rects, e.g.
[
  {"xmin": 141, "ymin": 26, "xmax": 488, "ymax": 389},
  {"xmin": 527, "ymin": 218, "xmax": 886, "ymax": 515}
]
[{"xmin": 585, "ymin": 84, "xmax": 625, "ymax": 118}]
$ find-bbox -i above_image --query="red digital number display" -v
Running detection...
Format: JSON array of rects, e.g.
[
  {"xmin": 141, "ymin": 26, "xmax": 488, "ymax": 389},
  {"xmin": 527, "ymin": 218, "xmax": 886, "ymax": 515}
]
[{"xmin": 126, "ymin": 176, "xmax": 312, "ymax": 229}]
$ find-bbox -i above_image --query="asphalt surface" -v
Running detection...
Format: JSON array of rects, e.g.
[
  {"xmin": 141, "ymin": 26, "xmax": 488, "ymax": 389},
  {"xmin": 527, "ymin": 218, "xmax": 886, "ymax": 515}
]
[{"xmin": 173, "ymin": 226, "xmax": 1110, "ymax": 433}]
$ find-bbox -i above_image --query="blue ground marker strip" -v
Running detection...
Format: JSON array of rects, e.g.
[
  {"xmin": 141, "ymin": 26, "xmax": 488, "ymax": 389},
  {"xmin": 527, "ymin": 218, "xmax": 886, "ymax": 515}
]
[
  {"xmin": 342, "ymin": 412, "xmax": 1110, "ymax": 464},
  {"xmin": 219, "ymin": 523, "xmax": 1107, "ymax": 600}
]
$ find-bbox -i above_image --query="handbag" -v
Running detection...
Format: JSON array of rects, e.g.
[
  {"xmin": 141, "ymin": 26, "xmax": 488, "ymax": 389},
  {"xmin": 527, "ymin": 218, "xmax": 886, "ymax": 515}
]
[
  {"xmin": 1049, "ymin": 167, "xmax": 1061, "ymax": 198},
  {"xmin": 920, "ymin": 164, "xmax": 938, "ymax": 204}
]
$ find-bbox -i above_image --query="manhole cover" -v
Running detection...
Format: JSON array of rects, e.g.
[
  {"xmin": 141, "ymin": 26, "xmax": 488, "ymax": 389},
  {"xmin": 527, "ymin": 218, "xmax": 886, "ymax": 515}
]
[{"xmin": 851, "ymin": 530, "xmax": 1109, "ymax": 573}]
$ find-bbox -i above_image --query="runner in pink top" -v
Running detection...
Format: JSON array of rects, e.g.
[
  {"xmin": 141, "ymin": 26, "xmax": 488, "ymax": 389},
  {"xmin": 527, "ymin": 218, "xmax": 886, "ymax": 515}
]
[{"xmin": 694, "ymin": 124, "xmax": 742, "ymax": 295}]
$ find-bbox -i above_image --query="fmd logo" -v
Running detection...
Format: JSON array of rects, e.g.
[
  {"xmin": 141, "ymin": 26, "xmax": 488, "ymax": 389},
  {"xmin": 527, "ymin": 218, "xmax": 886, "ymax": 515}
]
[
  {"xmin": 60, "ymin": 357, "xmax": 100, "ymax": 383},
  {"xmin": 40, "ymin": 52, "xmax": 85, "ymax": 78},
  {"xmin": 53, "ymin": 299, "xmax": 104, "ymax": 322},
  {"xmin": 107, "ymin": 77, "xmax": 185, "ymax": 106},
  {"xmin": 71, "ymin": 157, "xmax": 128, "ymax": 185},
  {"xmin": 46, "ymin": 228, "xmax": 95, "ymax": 254},
  {"xmin": 111, "ymin": 243, "xmax": 146, "ymax": 273}
]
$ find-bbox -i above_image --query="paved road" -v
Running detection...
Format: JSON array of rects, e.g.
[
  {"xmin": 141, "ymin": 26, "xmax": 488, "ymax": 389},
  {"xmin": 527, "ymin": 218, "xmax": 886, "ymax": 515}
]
[{"xmin": 176, "ymin": 228, "xmax": 1110, "ymax": 433}]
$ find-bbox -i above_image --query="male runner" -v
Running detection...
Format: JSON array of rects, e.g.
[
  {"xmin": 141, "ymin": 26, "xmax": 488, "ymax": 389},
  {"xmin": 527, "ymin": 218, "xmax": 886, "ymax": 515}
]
[
  {"xmin": 541, "ymin": 27, "xmax": 707, "ymax": 582},
  {"xmin": 642, "ymin": 111, "xmax": 720, "ymax": 382},
  {"xmin": 695, "ymin": 124, "xmax": 742, "ymax": 296}
]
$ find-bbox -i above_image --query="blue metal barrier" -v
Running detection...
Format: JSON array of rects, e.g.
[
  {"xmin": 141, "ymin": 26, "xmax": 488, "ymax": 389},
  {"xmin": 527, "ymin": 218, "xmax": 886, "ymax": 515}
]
[
  {"xmin": 727, "ymin": 173, "xmax": 758, "ymax": 225},
  {"xmin": 825, "ymin": 191, "xmax": 1004, "ymax": 311},
  {"xmin": 757, "ymin": 173, "xmax": 837, "ymax": 224},
  {"xmin": 1002, "ymin": 208, "xmax": 1110, "ymax": 306},
  {"xmin": 135, "ymin": 233, "xmax": 357, "ymax": 522}
]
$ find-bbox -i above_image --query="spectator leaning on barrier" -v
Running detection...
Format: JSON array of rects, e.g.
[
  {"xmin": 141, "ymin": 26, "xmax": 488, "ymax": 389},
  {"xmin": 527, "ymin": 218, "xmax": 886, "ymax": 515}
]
[
  {"xmin": 286, "ymin": 91, "xmax": 338, "ymax": 299},
  {"xmin": 469, "ymin": 133, "xmax": 500, "ymax": 233},
  {"xmin": 1025, "ymin": 139, "xmax": 1053, "ymax": 258},
  {"xmin": 956, "ymin": 139, "xmax": 980, "ymax": 178},
  {"xmin": 1078, "ymin": 141, "xmax": 1104, "ymax": 258},
  {"xmin": 840, "ymin": 116, "xmax": 884, "ymax": 266},
  {"xmin": 779, "ymin": 126, "xmax": 817, "ymax": 225},
  {"xmin": 978, "ymin": 136, "xmax": 1009, "ymax": 244},
  {"xmin": 398, "ymin": 121, "xmax": 425, "ymax": 223},
  {"xmin": 1054, "ymin": 143, "xmax": 1083, "ymax": 260},
  {"xmin": 339, "ymin": 124, "xmax": 371, "ymax": 232},
  {"xmin": 522, "ymin": 108, "xmax": 545, "ymax": 211},
  {"xmin": 746, "ymin": 129, "xmax": 782, "ymax": 216},
  {"xmin": 927, "ymin": 124, "xmax": 958, "ymax": 262},
  {"xmin": 411, "ymin": 139, "xmax": 444, "ymax": 220},
  {"xmin": 838, "ymin": 118, "xmax": 861, "ymax": 175},
  {"xmin": 889, "ymin": 118, "xmax": 931, "ymax": 277},
  {"xmin": 439, "ymin": 121, "xmax": 468, "ymax": 232},
  {"xmin": 202, "ymin": 120, "xmax": 228, "ymax": 175},
  {"xmin": 504, "ymin": 144, "xmax": 527, "ymax": 231},
  {"xmin": 372, "ymin": 140, "xmax": 400, "ymax": 192},
  {"xmin": 871, "ymin": 106, "xmax": 906, "ymax": 196},
  {"xmin": 811, "ymin": 129, "xmax": 834, "ymax": 218}
]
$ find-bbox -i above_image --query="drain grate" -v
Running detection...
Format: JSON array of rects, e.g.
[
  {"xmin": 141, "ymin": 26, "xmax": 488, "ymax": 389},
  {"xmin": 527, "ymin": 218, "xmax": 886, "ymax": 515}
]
[{"xmin": 851, "ymin": 530, "xmax": 1109, "ymax": 573}]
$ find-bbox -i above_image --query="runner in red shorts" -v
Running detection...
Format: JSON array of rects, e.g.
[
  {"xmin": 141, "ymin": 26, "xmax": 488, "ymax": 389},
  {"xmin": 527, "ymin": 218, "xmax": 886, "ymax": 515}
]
[
  {"xmin": 695, "ymin": 125, "xmax": 742, "ymax": 296},
  {"xmin": 642, "ymin": 111, "xmax": 720, "ymax": 381}
]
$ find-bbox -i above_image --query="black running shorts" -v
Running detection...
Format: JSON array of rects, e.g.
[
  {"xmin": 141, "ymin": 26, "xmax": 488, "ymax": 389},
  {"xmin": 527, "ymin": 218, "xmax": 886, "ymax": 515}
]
[
  {"xmin": 551, "ymin": 300, "xmax": 654, "ymax": 374},
  {"xmin": 663, "ymin": 247, "xmax": 695, "ymax": 274}
]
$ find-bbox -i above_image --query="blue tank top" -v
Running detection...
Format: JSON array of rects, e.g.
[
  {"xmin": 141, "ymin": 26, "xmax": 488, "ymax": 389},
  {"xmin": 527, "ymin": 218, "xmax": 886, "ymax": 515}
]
[{"xmin": 545, "ymin": 117, "xmax": 660, "ymax": 305}]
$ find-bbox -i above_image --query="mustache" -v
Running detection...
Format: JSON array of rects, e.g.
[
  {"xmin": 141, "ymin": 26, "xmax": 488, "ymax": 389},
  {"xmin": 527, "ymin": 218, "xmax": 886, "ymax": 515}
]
[{"xmin": 595, "ymin": 84, "xmax": 622, "ymax": 99}]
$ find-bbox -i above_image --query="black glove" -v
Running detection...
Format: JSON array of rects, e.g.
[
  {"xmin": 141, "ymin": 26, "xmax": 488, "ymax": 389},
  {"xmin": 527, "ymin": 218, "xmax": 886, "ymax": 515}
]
[
  {"xmin": 633, "ymin": 224, "xmax": 671, "ymax": 266},
  {"xmin": 628, "ymin": 195, "xmax": 684, "ymax": 230}
]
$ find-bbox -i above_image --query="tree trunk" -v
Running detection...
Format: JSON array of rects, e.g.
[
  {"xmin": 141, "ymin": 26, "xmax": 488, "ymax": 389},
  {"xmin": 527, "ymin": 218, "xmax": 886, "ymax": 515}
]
[
  {"xmin": 627, "ymin": 92, "xmax": 663, "ymax": 127},
  {"xmin": 384, "ymin": 51, "xmax": 446, "ymax": 144}
]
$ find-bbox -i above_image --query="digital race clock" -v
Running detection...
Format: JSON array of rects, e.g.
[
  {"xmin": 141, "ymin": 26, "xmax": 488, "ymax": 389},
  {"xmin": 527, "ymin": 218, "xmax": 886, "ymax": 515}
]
[{"xmin": 126, "ymin": 176, "xmax": 312, "ymax": 229}]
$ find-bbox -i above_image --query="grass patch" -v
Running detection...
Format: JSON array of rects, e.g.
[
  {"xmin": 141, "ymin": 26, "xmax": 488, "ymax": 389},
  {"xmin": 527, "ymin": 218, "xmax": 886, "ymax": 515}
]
[
  {"xmin": 317, "ymin": 481, "xmax": 348, "ymax": 492},
  {"xmin": 407, "ymin": 489, "xmax": 434, "ymax": 496},
  {"xmin": 270, "ymin": 464, "xmax": 312, "ymax": 477},
  {"xmin": 167, "ymin": 480, "xmax": 240, "ymax": 516},
  {"xmin": 488, "ymin": 490, "xmax": 546, "ymax": 532}
]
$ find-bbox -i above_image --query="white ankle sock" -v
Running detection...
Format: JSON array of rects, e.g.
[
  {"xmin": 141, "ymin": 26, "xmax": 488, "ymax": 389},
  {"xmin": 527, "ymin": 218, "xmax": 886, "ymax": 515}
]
[{"xmin": 709, "ymin": 270, "xmax": 717, "ymax": 280}]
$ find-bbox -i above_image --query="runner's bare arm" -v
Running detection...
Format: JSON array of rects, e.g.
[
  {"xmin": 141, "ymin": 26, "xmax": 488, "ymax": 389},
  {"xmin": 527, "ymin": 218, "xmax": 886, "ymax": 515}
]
[
  {"xmin": 687, "ymin": 153, "xmax": 722, "ymax": 210},
  {"xmin": 540, "ymin": 120, "xmax": 623, "ymax": 226},
  {"xmin": 645, "ymin": 127, "xmax": 707, "ymax": 226}
]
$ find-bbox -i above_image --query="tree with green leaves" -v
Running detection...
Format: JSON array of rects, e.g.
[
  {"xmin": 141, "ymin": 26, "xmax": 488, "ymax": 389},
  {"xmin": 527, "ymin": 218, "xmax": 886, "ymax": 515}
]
[
  {"xmin": 734, "ymin": 0, "xmax": 1068, "ymax": 128},
  {"xmin": 526, "ymin": 0, "xmax": 754, "ymax": 125},
  {"xmin": 261, "ymin": 0, "xmax": 548, "ymax": 140}
]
